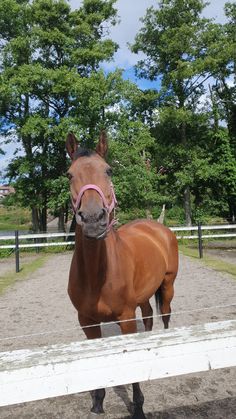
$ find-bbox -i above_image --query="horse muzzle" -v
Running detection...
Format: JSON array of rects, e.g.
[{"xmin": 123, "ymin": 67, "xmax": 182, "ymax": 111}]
[
  {"xmin": 76, "ymin": 208, "xmax": 109, "ymax": 239},
  {"xmin": 72, "ymin": 183, "xmax": 117, "ymax": 239}
]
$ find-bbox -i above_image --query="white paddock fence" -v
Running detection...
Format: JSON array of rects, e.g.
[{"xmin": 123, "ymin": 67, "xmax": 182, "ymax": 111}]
[
  {"xmin": 0, "ymin": 224, "xmax": 236, "ymax": 272},
  {"xmin": 0, "ymin": 319, "xmax": 236, "ymax": 407},
  {"xmin": 0, "ymin": 226, "xmax": 236, "ymax": 408},
  {"xmin": 1, "ymin": 224, "xmax": 236, "ymax": 249}
]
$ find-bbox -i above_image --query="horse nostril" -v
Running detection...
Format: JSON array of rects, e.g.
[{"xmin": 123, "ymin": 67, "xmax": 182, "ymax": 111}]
[
  {"xmin": 78, "ymin": 211, "xmax": 86, "ymax": 222},
  {"xmin": 98, "ymin": 208, "xmax": 107, "ymax": 222},
  {"xmin": 77, "ymin": 209, "xmax": 106, "ymax": 224}
]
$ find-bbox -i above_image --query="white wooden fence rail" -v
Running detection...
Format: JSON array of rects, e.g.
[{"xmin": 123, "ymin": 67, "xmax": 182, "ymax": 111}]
[
  {"xmin": 0, "ymin": 320, "xmax": 235, "ymax": 407},
  {"xmin": 0, "ymin": 223, "xmax": 235, "ymax": 271},
  {"xmin": 0, "ymin": 224, "xmax": 236, "ymax": 249}
]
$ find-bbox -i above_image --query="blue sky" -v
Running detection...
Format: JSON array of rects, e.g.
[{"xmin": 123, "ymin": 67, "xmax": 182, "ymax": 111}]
[
  {"xmin": 0, "ymin": 0, "xmax": 231, "ymax": 178},
  {"xmin": 71, "ymin": 0, "xmax": 229, "ymax": 90}
]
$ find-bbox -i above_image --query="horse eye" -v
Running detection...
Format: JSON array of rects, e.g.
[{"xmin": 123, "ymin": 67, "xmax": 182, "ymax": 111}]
[
  {"xmin": 66, "ymin": 172, "xmax": 73, "ymax": 181},
  {"xmin": 106, "ymin": 167, "xmax": 112, "ymax": 177}
]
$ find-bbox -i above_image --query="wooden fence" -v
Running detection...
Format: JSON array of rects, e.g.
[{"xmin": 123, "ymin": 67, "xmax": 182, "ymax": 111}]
[
  {"xmin": 1, "ymin": 225, "xmax": 235, "ymax": 408},
  {"xmin": 0, "ymin": 319, "xmax": 236, "ymax": 407},
  {"xmin": 0, "ymin": 224, "xmax": 236, "ymax": 272}
]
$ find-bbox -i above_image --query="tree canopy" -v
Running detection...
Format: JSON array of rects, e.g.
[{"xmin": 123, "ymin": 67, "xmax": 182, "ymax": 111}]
[
  {"xmin": 0, "ymin": 0, "xmax": 235, "ymax": 229},
  {"xmin": 131, "ymin": 0, "xmax": 236, "ymax": 224}
]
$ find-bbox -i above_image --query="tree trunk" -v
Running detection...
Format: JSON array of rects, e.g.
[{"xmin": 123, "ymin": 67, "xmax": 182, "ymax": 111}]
[
  {"xmin": 41, "ymin": 206, "xmax": 47, "ymax": 232},
  {"xmin": 229, "ymin": 199, "xmax": 236, "ymax": 223},
  {"xmin": 37, "ymin": 205, "xmax": 47, "ymax": 233},
  {"xmin": 58, "ymin": 208, "xmax": 65, "ymax": 232},
  {"xmin": 183, "ymin": 187, "xmax": 192, "ymax": 226},
  {"xmin": 31, "ymin": 207, "xmax": 40, "ymax": 232},
  {"xmin": 37, "ymin": 207, "xmax": 47, "ymax": 232},
  {"xmin": 64, "ymin": 203, "xmax": 69, "ymax": 225}
]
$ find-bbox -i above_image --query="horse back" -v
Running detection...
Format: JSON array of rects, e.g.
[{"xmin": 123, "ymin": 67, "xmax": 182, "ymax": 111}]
[{"xmin": 117, "ymin": 220, "xmax": 178, "ymax": 299}]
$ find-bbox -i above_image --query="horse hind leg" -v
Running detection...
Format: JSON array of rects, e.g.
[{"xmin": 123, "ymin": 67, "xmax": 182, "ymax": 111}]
[
  {"xmin": 140, "ymin": 301, "xmax": 153, "ymax": 332},
  {"xmin": 155, "ymin": 273, "xmax": 175, "ymax": 329},
  {"xmin": 132, "ymin": 383, "xmax": 146, "ymax": 418}
]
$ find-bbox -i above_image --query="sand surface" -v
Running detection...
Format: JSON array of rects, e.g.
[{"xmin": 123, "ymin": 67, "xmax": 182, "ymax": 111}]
[{"xmin": 0, "ymin": 251, "xmax": 236, "ymax": 418}]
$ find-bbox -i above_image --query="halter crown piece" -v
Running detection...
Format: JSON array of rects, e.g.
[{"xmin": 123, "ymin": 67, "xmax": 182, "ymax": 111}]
[{"xmin": 72, "ymin": 183, "xmax": 118, "ymax": 230}]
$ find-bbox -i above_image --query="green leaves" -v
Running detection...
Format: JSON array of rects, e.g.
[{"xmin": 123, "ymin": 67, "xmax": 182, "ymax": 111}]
[
  {"xmin": 132, "ymin": 0, "xmax": 215, "ymax": 100},
  {"xmin": 1, "ymin": 0, "xmax": 236, "ymax": 228},
  {"xmin": 0, "ymin": 0, "xmax": 121, "ymax": 231}
]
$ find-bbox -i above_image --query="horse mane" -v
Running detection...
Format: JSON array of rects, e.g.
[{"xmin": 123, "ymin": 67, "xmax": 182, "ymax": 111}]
[{"xmin": 73, "ymin": 147, "xmax": 95, "ymax": 160}]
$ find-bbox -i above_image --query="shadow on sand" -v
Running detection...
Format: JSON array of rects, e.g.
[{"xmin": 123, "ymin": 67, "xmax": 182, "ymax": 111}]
[{"xmin": 118, "ymin": 395, "xmax": 236, "ymax": 418}]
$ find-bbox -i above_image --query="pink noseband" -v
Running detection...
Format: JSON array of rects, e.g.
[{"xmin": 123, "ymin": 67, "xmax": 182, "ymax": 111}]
[{"xmin": 72, "ymin": 183, "xmax": 117, "ymax": 228}]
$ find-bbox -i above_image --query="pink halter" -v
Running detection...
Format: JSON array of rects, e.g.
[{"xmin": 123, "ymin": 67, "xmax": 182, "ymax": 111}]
[{"xmin": 72, "ymin": 183, "xmax": 117, "ymax": 228}]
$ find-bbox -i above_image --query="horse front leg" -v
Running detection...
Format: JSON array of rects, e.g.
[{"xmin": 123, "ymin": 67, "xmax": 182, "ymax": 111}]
[
  {"xmin": 119, "ymin": 311, "xmax": 146, "ymax": 419},
  {"xmin": 79, "ymin": 314, "xmax": 105, "ymax": 417}
]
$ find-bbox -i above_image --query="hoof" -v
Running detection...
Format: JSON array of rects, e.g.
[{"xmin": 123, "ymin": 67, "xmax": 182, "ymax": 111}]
[{"xmin": 132, "ymin": 408, "xmax": 146, "ymax": 419}]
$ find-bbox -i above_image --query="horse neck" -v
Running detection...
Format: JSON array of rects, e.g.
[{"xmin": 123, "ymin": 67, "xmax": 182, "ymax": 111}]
[{"xmin": 75, "ymin": 225, "xmax": 110, "ymax": 287}]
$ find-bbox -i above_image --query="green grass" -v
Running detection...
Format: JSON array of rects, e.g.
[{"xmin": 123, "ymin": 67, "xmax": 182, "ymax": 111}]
[
  {"xmin": 179, "ymin": 244, "xmax": 236, "ymax": 278},
  {"xmin": 0, "ymin": 206, "xmax": 31, "ymax": 231},
  {"xmin": 0, "ymin": 255, "xmax": 48, "ymax": 295},
  {"xmin": 178, "ymin": 245, "xmax": 199, "ymax": 259}
]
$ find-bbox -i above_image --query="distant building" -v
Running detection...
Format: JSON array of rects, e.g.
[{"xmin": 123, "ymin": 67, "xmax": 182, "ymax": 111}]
[{"xmin": 0, "ymin": 185, "xmax": 15, "ymax": 200}]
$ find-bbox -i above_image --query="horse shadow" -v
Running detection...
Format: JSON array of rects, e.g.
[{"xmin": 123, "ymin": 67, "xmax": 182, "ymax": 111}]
[
  {"xmin": 113, "ymin": 385, "xmax": 133, "ymax": 415},
  {"xmin": 101, "ymin": 318, "xmax": 145, "ymax": 338},
  {"xmin": 118, "ymin": 396, "xmax": 236, "ymax": 418}
]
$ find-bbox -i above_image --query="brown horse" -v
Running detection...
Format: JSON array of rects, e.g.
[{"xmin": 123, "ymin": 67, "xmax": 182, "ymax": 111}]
[{"xmin": 66, "ymin": 131, "xmax": 178, "ymax": 419}]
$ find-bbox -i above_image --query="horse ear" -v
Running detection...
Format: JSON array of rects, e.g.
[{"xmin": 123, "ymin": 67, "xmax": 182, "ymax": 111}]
[
  {"xmin": 66, "ymin": 132, "xmax": 79, "ymax": 160},
  {"xmin": 96, "ymin": 130, "xmax": 108, "ymax": 158}
]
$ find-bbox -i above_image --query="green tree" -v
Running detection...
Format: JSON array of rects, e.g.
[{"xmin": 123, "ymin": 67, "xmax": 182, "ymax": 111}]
[
  {"xmin": 198, "ymin": 2, "xmax": 236, "ymax": 221},
  {"xmin": 208, "ymin": 130, "xmax": 236, "ymax": 222},
  {"xmin": 0, "ymin": 0, "xmax": 118, "ymax": 231},
  {"xmin": 131, "ymin": 0, "xmax": 225, "ymax": 225},
  {"xmin": 210, "ymin": 2, "xmax": 236, "ymax": 156}
]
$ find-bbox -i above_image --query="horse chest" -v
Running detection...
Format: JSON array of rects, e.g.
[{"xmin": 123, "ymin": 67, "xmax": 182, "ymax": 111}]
[
  {"xmin": 77, "ymin": 282, "xmax": 123, "ymax": 322},
  {"xmin": 96, "ymin": 298, "xmax": 114, "ymax": 318},
  {"xmin": 68, "ymin": 251, "xmax": 131, "ymax": 321},
  {"xmin": 79, "ymin": 295, "xmax": 115, "ymax": 322}
]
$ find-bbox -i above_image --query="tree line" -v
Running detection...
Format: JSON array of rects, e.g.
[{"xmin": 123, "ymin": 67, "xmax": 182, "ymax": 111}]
[{"xmin": 0, "ymin": 0, "xmax": 235, "ymax": 231}]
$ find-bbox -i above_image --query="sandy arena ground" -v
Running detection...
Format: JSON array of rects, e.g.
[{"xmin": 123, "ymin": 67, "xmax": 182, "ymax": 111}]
[{"xmin": 0, "ymin": 251, "xmax": 236, "ymax": 418}]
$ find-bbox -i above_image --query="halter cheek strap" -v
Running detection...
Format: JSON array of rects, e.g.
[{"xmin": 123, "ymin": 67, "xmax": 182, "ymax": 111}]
[{"xmin": 72, "ymin": 183, "xmax": 117, "ymax": 229}]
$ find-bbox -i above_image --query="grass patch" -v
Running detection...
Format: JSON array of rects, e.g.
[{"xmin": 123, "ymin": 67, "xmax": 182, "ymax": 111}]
[
  {"xmin": 0, "ymin": 206, "xmax": 31, "ymax": 231},
  {"xmin": 203, "ymin": 257, "xmax": 236, "ymax": 277},
  {"xmin": 178, "ymin": 244, "xmax": 199, "ymax": 259},
  {"xmin": 179, "ymin": 244, "xmax": 236, "ymax": 278},
  {"xmin": 0, "ymin": 255, "xmax": 48, "ymax": 295}
]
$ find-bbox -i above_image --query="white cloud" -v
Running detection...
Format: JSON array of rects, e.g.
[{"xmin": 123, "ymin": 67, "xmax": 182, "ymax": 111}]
[
  {"xmin": 0, "ymin": 0, "xmax": 230, "ymax": 178},
  {"xmin": 69, "ymin": 0, "xmax": 228, "ymax": 69}
]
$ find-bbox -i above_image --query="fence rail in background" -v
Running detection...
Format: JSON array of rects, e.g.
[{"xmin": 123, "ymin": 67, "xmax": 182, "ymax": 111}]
[
  {"xmin": 0, "ymin": 319, "xmax": 235, "ymax": 407},
  {"xmin": 0, "ymin": 224, "xmax": 236, "ymax": 272}
]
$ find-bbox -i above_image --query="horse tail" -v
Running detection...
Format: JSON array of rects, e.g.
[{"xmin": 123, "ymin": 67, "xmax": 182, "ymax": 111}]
[{"xmin": 154, "ymin": 287, "xmax": 162, "ymax": 313}]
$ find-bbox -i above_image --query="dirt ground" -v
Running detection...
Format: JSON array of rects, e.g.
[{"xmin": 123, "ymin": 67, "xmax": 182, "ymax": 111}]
[
  {"xmin": 0, "ymin": 251, "xmax": 236, "ymax": 418},
  {"xmin": 205, "ymin": 247, "xmax": 236, "ymax": 265}
]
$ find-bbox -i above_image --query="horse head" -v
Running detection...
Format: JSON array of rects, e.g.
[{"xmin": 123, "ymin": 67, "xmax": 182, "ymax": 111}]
[{"xmin": 66, "ymin": 131, "xmax": 117, "ymax": 240}]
